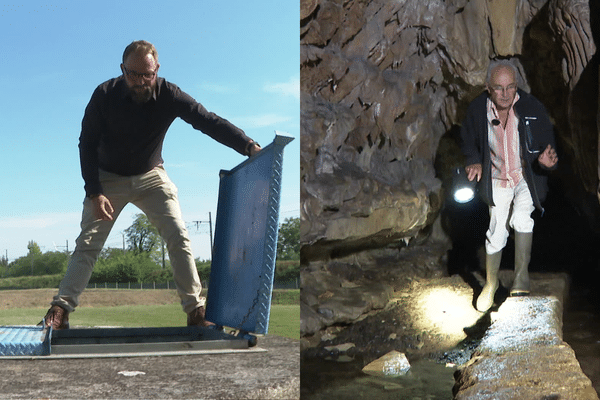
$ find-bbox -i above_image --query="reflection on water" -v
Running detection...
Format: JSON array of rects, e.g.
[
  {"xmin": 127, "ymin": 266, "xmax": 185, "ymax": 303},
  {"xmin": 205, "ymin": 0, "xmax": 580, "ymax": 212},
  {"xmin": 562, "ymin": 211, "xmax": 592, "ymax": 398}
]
[{"xmin": 301, "ymin": 356, "xmax": 456, "ymax": 400}]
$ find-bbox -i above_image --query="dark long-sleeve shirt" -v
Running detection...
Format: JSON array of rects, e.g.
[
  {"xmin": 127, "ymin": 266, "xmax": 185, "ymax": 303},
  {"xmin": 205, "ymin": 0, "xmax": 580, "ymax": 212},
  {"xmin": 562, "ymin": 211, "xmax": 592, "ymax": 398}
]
[{"xmin": 79, "ymin": 76, "xmax": 253, "ymax": 197}]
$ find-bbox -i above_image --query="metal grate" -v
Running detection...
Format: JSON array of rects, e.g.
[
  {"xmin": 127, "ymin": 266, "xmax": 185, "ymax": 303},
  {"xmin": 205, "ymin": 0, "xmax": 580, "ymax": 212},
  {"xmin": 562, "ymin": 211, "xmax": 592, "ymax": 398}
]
[{"xmin": 0, "ymin": 325, "xmax": 50, "ymax": 356}]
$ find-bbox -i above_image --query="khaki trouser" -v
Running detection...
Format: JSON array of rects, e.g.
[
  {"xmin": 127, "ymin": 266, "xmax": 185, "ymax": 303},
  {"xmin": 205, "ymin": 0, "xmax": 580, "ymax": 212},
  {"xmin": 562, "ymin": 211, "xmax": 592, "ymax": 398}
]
[{"xmin": 52, "ymin": 166, "xmax": 204, "ymax": 314}]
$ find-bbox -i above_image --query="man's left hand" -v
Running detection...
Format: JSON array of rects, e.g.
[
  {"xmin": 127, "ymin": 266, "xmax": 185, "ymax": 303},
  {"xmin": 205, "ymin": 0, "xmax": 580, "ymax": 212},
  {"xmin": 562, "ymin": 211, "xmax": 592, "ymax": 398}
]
[
  {"xmin": 249, "ymin": 142, "xmax": 262, "ymax": 156},
  {"xmin": 538, "ymin": 144, "xmax": 558, "ymax": 168}
]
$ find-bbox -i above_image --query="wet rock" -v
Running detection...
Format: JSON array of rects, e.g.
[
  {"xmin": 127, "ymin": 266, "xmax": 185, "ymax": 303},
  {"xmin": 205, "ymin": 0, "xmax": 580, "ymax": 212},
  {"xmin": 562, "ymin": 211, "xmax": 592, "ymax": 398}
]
[
  {"xmin": 303, "ymin": 275, "xmax": 483, "ymax": 368},
  {"xmin": 454, "ymin": 297, "xmax": 598, "ymax": 399},
  {"xmin": 300, "ymin": 241, "xmax": 449, "ymax": 336},
  {"xmin": 362, "ymin": 350, "xmax": 411, "ymax": 377},
  {"xmin": 300, "ymin": 265, "xmax": 394, "ymax": 336},
  {"xmin": 479, "ymin": 297, "xmax": 563, "ymax": 353},
  {"xmin": 324, "ymin": 342, "xmax": 356, "ymax": 362}
]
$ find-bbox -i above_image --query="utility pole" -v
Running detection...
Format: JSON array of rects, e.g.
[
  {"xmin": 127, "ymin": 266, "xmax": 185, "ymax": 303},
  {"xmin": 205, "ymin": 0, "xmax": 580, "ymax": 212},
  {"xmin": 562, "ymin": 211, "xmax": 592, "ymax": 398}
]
[
  {"xmin": 209, "ymin": 211, "xmax": 213, "ymax": 256},
  {"xmin": 191, "ymin": 212, "xmax": 213, "ymax": 260},
  {"xmin": 161, "ymin": 238, "xmax": 166, "ymax": 269},
  {"xmin": 2, "ymin": 250, "xmax": 7, "ymax": 278},
  {"xmin": 55, "ymin": 240, "xmax": 69, "ymax": 253}
]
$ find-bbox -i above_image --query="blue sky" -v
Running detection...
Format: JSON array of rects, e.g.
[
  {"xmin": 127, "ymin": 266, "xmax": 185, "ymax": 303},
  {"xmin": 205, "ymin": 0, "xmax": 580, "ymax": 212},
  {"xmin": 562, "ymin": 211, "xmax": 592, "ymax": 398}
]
[{"xmin": 0, "ymin": 1, "xmax": 299, "ymax": 262}]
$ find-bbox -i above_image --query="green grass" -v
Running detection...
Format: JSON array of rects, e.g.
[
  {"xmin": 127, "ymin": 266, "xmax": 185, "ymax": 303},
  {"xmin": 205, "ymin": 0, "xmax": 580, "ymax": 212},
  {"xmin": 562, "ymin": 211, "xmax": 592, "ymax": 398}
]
[
  {"xmin": 272, "ymin": 289, "xmax": 299, "ymax": 305},
  {"xmin": 261, "ymin": 305, "xmax": 299, "ymax": 339},
  {"xmin": 0, "ymin": 303, "xmax": 300, "ymax": 339}
]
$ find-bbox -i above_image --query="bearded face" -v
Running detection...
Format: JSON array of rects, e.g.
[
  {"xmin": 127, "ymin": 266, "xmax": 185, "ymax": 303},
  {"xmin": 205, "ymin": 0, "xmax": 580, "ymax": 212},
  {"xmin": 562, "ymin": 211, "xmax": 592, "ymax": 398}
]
[
  {"xmin": 128, "ymin": 83, "xmax": 154, "ymax": 104},
  {"xmin": 121, "ymin": 52, "xmax": 159, "ymax": 105}
]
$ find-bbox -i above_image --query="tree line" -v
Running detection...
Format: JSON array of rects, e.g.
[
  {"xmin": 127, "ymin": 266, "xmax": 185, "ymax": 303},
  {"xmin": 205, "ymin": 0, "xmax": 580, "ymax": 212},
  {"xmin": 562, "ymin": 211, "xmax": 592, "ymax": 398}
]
[{"xmin": 0, "ymin": 215, "xmax": 300, "ymax": 284}]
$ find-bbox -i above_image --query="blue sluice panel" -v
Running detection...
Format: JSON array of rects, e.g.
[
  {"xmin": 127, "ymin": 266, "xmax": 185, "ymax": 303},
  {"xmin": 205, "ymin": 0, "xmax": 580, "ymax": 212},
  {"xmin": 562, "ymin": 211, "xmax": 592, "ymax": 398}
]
[
  {"xmin": 206, "ymin": 134, "xmax": 294, "ymax": 334},
  {"xmin": 0, "ymin": 325, "xmax": 50, "ymax": 356}
]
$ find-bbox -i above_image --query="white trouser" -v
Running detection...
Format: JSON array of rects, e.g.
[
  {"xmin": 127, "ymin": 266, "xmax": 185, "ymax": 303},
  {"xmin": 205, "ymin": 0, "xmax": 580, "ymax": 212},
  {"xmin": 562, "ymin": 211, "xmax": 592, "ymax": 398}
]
[{"xmin": 485, "ymin": 179, "xmax": 535, "ymax": 254}]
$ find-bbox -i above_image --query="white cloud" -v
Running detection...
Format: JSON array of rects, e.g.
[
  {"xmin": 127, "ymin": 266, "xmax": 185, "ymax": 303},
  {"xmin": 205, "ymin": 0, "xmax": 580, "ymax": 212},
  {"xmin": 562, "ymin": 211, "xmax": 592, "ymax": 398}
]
[{"xmin": 263, "ymin": 76, "xmax": 300, "ymax": 100}]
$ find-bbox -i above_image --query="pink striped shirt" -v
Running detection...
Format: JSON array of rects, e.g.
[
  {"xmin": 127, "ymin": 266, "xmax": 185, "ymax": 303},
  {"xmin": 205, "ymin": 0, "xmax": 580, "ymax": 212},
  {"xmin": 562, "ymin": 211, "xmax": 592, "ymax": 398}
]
[{"xmin": 487, "ymin": 94, "xmax": 522, "ymax": 188}]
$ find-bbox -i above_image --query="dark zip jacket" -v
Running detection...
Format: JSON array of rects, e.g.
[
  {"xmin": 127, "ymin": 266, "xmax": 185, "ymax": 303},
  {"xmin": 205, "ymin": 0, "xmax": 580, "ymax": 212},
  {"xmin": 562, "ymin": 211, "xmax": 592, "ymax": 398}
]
[{"xmin": 459, "ymin": 89, "xmax": 556, "ymax": 212}]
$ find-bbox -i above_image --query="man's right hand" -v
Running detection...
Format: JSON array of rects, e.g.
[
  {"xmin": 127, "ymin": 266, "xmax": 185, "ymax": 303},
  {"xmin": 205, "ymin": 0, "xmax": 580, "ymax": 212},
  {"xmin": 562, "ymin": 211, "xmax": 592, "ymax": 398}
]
[
  {"xmin": 465, "ymin": 163, "xmax": 482, "ymax": 182},
  {"xmin": 92, "ymin": 194, "xmax": 115, "ymax": 221}
]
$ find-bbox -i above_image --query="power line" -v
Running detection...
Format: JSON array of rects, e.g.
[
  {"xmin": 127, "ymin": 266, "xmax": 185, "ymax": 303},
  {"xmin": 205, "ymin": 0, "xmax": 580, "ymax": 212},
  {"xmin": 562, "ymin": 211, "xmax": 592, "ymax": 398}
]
[
  {"xmin": 53, "ymin": 240, "xmax": 69, "ymax": 253},
  {"xmin": 187, "ymin": 212, "xmax": 213, "ymax": 260}
]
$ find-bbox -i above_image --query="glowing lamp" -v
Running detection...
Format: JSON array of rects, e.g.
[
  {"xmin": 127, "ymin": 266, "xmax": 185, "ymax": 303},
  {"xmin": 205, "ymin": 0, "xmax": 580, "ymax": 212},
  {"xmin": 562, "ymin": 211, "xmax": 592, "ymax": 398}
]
[{"xmin": 452, "ymin": 167, "xmax": 477, "ymax": 203}]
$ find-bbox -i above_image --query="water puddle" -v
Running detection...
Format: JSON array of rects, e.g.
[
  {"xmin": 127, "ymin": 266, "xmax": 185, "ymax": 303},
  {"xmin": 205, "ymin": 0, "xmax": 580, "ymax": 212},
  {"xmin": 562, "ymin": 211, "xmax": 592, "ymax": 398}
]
[{"xmin": 301, "ymin": 356, "xmax": 456, "ymax": 399}]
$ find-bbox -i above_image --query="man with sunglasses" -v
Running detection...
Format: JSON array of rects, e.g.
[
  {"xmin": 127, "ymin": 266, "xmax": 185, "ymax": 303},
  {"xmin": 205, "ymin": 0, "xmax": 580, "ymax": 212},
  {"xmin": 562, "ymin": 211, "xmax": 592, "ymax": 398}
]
[
  {"xmin": 460, "ymin": 59, "xmax": 558, "ymax": 312},
  {"xmin": 43, "ymin": 40, "xmax": 261, "ymax": 329}
]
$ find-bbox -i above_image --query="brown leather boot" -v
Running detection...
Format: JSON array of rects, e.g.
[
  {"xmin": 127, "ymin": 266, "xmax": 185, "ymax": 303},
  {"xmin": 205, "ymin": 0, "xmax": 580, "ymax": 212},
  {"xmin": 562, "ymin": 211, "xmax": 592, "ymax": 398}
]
[
  {"xmin": 187, "ymin": 306, "xmax": 214, "ymax": 327},
  {"xmin": 43, "ymin": 305, "xmax": 70, "ymax": 330}
]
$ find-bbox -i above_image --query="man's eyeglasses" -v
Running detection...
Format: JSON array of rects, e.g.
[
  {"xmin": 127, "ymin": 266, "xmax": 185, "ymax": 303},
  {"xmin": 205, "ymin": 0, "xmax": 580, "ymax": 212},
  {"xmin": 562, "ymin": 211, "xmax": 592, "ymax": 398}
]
[{"xmin": 123, "ymin": 67, "xmax": 156, "ymax": 80}]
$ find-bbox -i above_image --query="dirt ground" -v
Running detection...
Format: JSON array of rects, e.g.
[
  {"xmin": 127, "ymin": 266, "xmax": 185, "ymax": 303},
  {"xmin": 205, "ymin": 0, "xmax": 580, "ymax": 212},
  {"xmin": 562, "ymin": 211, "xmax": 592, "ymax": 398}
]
[
  {"xmin": 0, "ymin": 289, "xmax": 300, "ymax": 399},
  {"xmin": 0, "ymin": 334, "xmax": 300, "ymax": 399},
  {"xmin": 0, "ymin": 288, "xmax": 182, "ymax": 310}
]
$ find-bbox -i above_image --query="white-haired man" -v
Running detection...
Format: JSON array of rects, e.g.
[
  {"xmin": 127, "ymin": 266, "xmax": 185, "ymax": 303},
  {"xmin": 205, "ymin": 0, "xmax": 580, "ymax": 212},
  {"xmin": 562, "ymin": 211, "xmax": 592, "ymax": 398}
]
[{"xmin": 460, "ymin": 59, "xmax": 558, "ymax": 312}]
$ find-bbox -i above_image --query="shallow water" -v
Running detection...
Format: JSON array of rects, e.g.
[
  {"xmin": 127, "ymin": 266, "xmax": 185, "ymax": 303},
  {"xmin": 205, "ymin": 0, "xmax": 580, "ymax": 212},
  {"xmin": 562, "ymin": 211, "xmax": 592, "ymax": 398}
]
[
  {"xmin": 301, "ymin": 356, "xmax": 456, "ymax": 400},
  {"xmin": 301, "ymin": 291, "xmax": 600, "ymax": 399},
  {"xmin": 301, "ymin": 313, "xmax": 600, "ymax": 399}
]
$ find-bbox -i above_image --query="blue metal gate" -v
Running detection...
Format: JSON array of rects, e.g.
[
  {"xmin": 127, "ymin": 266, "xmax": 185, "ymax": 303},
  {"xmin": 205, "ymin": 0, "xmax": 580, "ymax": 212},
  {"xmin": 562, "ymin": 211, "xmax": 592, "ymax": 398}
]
[{"xmin": 206, "ymin": 133, "xmax": 294, "ymax": 334}]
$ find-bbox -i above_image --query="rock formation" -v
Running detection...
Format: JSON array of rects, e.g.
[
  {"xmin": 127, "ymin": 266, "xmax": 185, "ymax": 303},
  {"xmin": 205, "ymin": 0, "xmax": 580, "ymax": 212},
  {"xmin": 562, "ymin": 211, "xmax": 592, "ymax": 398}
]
[{"xmin": 300, "ymin": 0, "xmax": 597, "ymax": 340}]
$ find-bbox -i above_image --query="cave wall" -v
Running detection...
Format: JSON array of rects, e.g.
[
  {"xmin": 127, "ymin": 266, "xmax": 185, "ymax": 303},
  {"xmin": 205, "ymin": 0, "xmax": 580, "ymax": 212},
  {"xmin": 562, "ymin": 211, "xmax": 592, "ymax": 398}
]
[
  {"xmin": 524, "ymin": 0, "xmax": 599, "ymax": 215},
  {"xmin": 300, "ymin": 0, "xmax": 597, "ymax": 336}
]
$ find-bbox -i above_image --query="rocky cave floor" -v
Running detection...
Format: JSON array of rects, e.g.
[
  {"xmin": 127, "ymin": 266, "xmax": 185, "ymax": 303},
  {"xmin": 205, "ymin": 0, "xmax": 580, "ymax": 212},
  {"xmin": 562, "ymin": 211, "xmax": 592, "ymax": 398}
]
[
  {"xmin": 301, "ymin": 190, "xmax": 600, "ymax": 398},
  {"xmin": 301, "ymin": 273, "xmax": 600, "ymax": 398},
  {"xmin": 301, "ymin": 274, "xmax": 490, "ymax": 398},
  {"xmin": 302, "ymin": 275, "xmax": 487, "ymax": 366}
]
